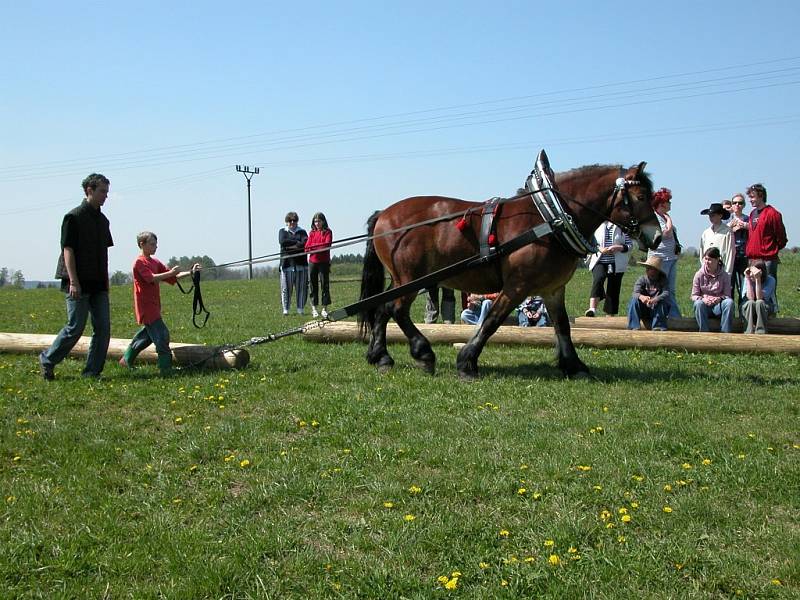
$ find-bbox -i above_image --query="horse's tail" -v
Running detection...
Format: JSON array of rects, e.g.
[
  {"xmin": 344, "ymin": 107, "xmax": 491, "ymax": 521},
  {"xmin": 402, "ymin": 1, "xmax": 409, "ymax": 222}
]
[{"xmin": 358, "ymin": 210, "xmax": 385, "ymax": 337}]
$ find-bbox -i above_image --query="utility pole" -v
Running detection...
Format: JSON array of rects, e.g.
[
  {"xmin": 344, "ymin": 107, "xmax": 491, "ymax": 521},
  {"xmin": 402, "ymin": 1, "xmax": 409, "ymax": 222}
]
[{"xmin": 236, "ymin": 165, "xmax": 260, "ymax": 280}]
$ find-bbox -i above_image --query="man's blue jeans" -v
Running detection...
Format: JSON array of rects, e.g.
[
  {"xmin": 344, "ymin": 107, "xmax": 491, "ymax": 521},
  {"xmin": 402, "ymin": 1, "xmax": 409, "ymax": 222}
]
[
  {"xmin": 693, "ymin": 298, "xmax": 734, "ymax": 333},
  {"xmin": 627, "ymin": 297, "xmax": 668, "ymax": 330},
  {"xmin": 41, "ymin": 290, "xmax": 110, "ymax": 376}
]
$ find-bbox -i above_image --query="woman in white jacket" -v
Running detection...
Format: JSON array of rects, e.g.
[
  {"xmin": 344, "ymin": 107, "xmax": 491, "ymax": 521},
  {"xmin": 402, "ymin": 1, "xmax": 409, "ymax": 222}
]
[{"xmin": 585, "ymin": 221, "xmax": 634, "ymax": 316}]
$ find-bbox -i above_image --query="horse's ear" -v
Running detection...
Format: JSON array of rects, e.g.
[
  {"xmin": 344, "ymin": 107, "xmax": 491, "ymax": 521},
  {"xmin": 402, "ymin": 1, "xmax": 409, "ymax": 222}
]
[{"xmin": 633, "ymin": 161, "xmax": 647, "ymax": 178}]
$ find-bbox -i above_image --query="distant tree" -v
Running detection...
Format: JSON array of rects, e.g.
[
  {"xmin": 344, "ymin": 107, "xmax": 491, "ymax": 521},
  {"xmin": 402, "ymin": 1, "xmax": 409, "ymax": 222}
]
[
  {"xmin": 36, "ymin": 282, "xmax": 48, "ymax": 289},
  {"xmin": 110, "ymin": 270, "xmax": 131, "ymax": 286},
  {"xmin": 332, "ymin": 253, "xmax": 364, "ymax": 264},
  {"xmin": 684, "ymin": 246, "xmax": 699, "ymax": 258},
  {"xmin": 0, "ymin": 267, "xmax": 7, "ymax": 287},
  {"xmin": 12, "ymin": 270, "xmax": 25, "ymax": 288}
]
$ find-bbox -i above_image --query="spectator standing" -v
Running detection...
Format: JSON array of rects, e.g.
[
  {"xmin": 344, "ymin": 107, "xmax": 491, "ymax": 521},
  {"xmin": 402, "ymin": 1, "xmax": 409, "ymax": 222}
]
[
  {"xmin": 518, "ymin": 296, "xmax": 550, "ymax": 327},
  {"xmin": 699, "ymin": 202, "xmax": 734, "ymax": 275},
  {"xmin": 119, "ymin": 232, "xmax": 200, "ymax": 374},
  {"xmin": 278, "ymin": 211, "xmax": 308, "ymax": 315},
  {"xmin": 424, "ymin": 286, "xmax": 456, "ymax": 324},
  {"xmin": 39, "ymin": 173, "xmax": 113, "ymax": 380},
  {"xmin": 721, "ymin": 199, "xmax": 733, "ymax": 224},
  {"xmin": 744, "ymin": 183, "xmax": 787, "ymax": 294},
  {"xmin": 305, "ymin": 212, "xmax": 333, "ymax": 319},
  {"xmin": 647, "ymin": 187, "xmax": 682, "ymax": 318},
  {"xmin": 691, "ymin": 247, "xmax": 734, "ymax": 333},
  {"xmin": 740, "ymin": 259, "xmax": 777, "ymax": 334},
  {"xmin": 728, "ymin": 193, "xmax": 750, "ymax": 308},
  {"xmin": 585, "ymin": 221, "xmax": 633, "ymax": 317},
  {"xmin": 626, "ymin": 256, "xmax": 670, "ymax": 331}
]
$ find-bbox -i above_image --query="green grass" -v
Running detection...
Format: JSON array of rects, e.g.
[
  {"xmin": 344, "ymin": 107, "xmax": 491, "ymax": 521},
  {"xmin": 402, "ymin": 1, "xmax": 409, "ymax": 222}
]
[{"xmin": 1, "ymin": 255, "xmax": 799, "ymax": 598}]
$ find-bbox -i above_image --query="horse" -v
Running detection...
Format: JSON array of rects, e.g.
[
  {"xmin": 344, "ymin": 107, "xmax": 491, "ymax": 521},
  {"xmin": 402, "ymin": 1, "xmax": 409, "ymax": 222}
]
[{"xmin": 358, "ymin": 159, "xmax": 661, "ymax": 379}]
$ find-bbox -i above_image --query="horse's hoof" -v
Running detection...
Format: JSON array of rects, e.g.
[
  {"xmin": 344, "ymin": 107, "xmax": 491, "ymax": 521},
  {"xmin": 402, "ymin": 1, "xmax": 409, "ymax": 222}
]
[
  {"xmin": 457, "ymin": 370, "xmax": 479, "ymax": 381},
  {"xmin": 377, "ymin": 363, "xmax": 393, "ymax": 374},
  {"xmin": 414, "ymin": 360, "xmax": 436, "ymax": 375},
  {"xmin": 568, "ymin": 371, "xmax": 591, "ymax": 380}
]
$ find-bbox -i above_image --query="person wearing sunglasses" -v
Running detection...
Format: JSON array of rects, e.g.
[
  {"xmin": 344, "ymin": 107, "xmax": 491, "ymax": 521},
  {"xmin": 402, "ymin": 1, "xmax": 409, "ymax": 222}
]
[
  {"xmin": 728, "ymin": 193, "xmax": 749, "ymax": 307},
  {"xmin": 278, "ymin": 211, "xmax": 309, "ymax": 315}
]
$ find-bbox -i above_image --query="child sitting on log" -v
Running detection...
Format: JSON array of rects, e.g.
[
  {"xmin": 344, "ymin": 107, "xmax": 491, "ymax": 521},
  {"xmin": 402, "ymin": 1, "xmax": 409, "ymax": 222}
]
[
  {"xmin": 119, "ymin": 231, "xmax": 199, "ymax": 374},
  {"xmin": 626, "ymin": 256, "xmax": 670, "ymax": 331}
]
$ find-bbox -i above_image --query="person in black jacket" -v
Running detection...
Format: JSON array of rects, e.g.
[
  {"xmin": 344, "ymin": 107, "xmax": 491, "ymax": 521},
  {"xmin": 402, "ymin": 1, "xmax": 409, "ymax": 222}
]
[
  {"xmin": 39, "ymin": 173, "xmax": 113, "ymax": 380},
  {"xmin": 278, "ymin": 211, "xmax": 308, "ymax": 315}
]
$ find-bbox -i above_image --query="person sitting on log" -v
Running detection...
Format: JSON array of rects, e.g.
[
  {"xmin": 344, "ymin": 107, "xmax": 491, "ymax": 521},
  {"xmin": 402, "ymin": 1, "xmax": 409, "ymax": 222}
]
[
  {"xmin": 119, "ymin": 231, "xmax": 200, "ymax": 374},
  {"xmin": 460, "ymin": 292, "xmax": 498, "ymax": 326},
  {"xmin": 691, "ymin": 247, "xmax": 734, "ymax": 333},
  {"xmin": 517, "ymin": 295, "xmax": 550, "ymax": 327},
  {"xmin": 740, "ymin": 259, "xmax": 777, "ymax": 334},
  {"xmin": 626, "ymin": 256, "xmax": 670, "ymax": 331}
]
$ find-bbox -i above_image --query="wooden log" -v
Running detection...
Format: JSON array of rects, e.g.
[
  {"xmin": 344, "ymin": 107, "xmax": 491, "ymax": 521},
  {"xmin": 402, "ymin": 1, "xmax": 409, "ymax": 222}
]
[
  {"xmin": 0, "ymin": 332, "xmax": 249, "ymax": 369},
  {"xmin": 574, "ymin": 315, "xmax": 800, "ymax": 335},
  {"xmin": 302, "ymin": 321, "xmax": 800, "ymax": 355}
]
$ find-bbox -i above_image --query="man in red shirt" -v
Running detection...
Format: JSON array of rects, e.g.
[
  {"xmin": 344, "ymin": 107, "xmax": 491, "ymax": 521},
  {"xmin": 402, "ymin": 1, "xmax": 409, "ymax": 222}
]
[
  {"xmin": 744, "ymin": 183, "xmax": 787, "ymax": 294},
  {"xmin": 119, "ymin": 231, "xmax": 199, "ymax": 374}
]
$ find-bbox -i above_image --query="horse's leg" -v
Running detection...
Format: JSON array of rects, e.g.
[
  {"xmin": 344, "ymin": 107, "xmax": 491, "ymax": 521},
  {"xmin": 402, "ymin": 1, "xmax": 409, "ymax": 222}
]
[
  {"xmin": 366, "ymin": 301, "xmax": 395, "ymax": 373},
  {"xmin": 543, "ymin": 286, "xmax": 590, "ymax": 379},
  {"xmin": 393, "ymin": 294, "xmax": 436, "ymax": 374},
  {"xmin": 456, "ymin": 294, "xmax": 518, "ymax": 379}
]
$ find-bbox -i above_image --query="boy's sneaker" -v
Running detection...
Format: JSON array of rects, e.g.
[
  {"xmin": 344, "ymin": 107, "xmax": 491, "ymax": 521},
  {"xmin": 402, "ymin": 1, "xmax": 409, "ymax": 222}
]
[
  {"xmin": 311, "ymin": 306, "xmax": 319, "ymax": 318},
  {"xmin": 321, "ymin": 308, "xmax": 329, "ymax": 319},
  {"xmin": 119, "ymin": 356, "xmax": 132, "ymax": 369},
  {"xmin": 39, "ymin": 352, "xmax": 54, "ymax": 381},
  {"xmin": 282, "ymin": 309, "xmax": 289, "ymax": 316},
  {"xmin": 584, "ymin": 308, "xmax": 595, "ymax": 317}
]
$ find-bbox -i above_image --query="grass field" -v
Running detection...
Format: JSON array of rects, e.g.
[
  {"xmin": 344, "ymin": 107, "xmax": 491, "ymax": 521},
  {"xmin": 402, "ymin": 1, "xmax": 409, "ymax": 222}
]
[{"xmin": 1, "ymin": 254, "xmax": 799, "ymax": 598}]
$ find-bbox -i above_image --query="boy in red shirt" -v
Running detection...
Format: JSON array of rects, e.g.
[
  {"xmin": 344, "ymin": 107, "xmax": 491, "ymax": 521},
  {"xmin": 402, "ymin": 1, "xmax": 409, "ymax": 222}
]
[{"xmin": 120, "ymin": 231, "xmax": 199, "ymax": 374}]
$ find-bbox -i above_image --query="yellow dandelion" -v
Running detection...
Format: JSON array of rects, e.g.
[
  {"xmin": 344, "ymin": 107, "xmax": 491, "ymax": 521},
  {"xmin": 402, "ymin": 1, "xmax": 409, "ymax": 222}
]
[
  {"xmin": 632, "ymin": 475, "xmax": 644, "ymax": 482},
  {"xmin": 6, "ymin": 496, "xmax": 16, "ymax": 504},
  {"xmin": 174, "ymin": 417, "xmax": 183, "ymax": 424},
  {"xmin": 576, "ymin": 465, "xmax": 592, "ymax": 472},
  {"xmin": 342, "ymin": 448, "xmax": 351, "ymax": 454},
  {"xmin": 621, "ymin": 514, "xmax": 632, "ymax": 523},
  {"xmin": 664, "ymin": 484, "xmax": 673, "ymax": 492},
  {"xmin": 189, "ymin": 464, "xmax": 198, "ymax": 472},
  {"xmin": 630, "ymin": 502, "xmax": 639, "ymax": 508},
  {"xmin": 499, "ymin": 529, "xmax": 510, "ymax": 538},
  {"xmin": 239, "ymin": 459, "xmax": 250, "ymax": 468},
  {"xmin": 600, "ymin": 510, "xmax": 612, "ymax": 521},
  {"xmin": 408, "ymin": 485, "xmax": 422, "ymax": 494},
  {"xmin": 517, "ymin": 487, "xmax": 526, "ymax": 495},
  {"xmin": 674, "ymin": 563, "xmax": 683, "ymax": 570},
  {"xmin": 702, "ymin": 458, "xmax": 712, "ymax": 465},
  {"xmin": 311, "ymin": 420, "xmax": 319, "ymax": 427},
  {"xmin": 444, "ymin": 577, "xmax": 458, "ymax": 590},
  {"xmin": 500, "ymin": 580, "xmax": 508, "ymax": 587},
  {"xmin": 437, "ymin": 575, "xmax": 449, "ymax": 584},
  {"xmin": 172, "ymin": 498, "xmax": 182, "ymax": 504},
  {"xmin": 663, "ymin": 506, "xmax": 673, "ymax": 513},
  {"xmin": 682, "ymin": 462, "xmax": 692, "ymax": 470},
  {"xmin": 618, "ymin": 507, "xmax": 628, "ymax": 515},
  {"xmin": 297, "ymin": 420, "xmax": 307, "ymax": 427},
  {"xmin": 383, "ymin": 501, "xmax": 394, "ymax": 508},
  {"xmin": 617, "ymin": 535, "xmax": 626, "ymax": 543},
  {"xmin": 568, "ymin": 546, "xmax": 577, "ymax": 554},
  {"xmin": 479, "ymin": 562, "xmax": 490, "ymax": 569},
  {"xmin": 593, "ymin": 485, "xmax": 603, "ymax": 491},
  {"xmin": 519, "ymin": 464, "xmax": 529, "ymax": 470},
  {"xmin": 451, "ymin": 571, "xmax": 461, "ymax": 577},
  {"xmin": 12, "ymin": 455, "xmax": 21, "ymax": 462},
  {"xmin": 737, "ymin": 454, "xmax": 746, "ymax": 459},
  {"xmin": 532, "ymin": 492, "xmax": 542, "ymax": 500},
  {"xmin": 403, "ymin": 514, "xmax": 415, "ymax": 522},
  {"xmin": 606, "ymin": 522, "xmax": 615, "ymax": 529},
  {"xmin": 523, "ymin": 556, "xmax": 535, "ymax": 563},
  {"xmin": 544, "ymin": 539, "xmax": 554, "ymax": 547},
  {"xmin": 548, "ymin": 554, "xmax": 560, "ymax": 566},
  {"xmin": 771, "ymin": 578, "xmax": 782, "ymax": 586}
]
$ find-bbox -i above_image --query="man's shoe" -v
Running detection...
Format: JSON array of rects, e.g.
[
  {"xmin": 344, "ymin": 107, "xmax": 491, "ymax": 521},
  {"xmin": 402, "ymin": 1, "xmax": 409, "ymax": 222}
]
[
  {"xmin": 311, "ymin": 306, "xmax": 319, "ymax": 318},
  {"xmin": 282, "ymin": 309, "xmax": 289, "ymax": 316},
  {"xmin": 39, "ymin": 352, "xmax": 54, "ymax": 381},
  {"xmin": 584, "ymin": 308, "xmax": 596, "ymax": 317}
]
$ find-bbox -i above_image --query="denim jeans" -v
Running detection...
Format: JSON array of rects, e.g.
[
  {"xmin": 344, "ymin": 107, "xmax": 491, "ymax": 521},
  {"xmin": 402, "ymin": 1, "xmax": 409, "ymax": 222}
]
[
  {"xmin": 127, "ymin": 318, "xmax": 171, "ymax": 360},
  {"xmin": 627, "ymin": 297, "xmax": 668, "ymax": 330},
  {"xmin": 693, "ymin": 298, "xmax": 734, "ymax": 333},
  {"xmin": 280, "ymin": 266, "xmax": 308, "ymax": 312},
  {"xmin": 518, "ymin": 310, "xmax": 548, "ymax": 327},
  {"xmin": 460, "ymin": 300, "xmax": 493, "ymax": 325},
  {"xmin": 661, "ymin": 259, "xmax": 682, "ymax": 318},
  {"xmin": 41, "ymin": 290, "xmax": 110, "ymax": 376}
]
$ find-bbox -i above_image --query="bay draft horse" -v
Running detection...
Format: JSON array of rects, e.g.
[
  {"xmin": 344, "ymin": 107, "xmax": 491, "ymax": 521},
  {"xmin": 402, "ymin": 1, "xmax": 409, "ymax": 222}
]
[{"xmin": 358, "ymin": 162, "xmax": 661, "ymax": 379}]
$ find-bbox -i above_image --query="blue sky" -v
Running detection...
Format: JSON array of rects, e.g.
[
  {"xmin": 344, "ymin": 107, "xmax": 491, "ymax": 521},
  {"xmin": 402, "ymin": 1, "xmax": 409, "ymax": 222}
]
[{"xmin": 1, "ymin": 1, "xmax": 799, "ymax": 280}]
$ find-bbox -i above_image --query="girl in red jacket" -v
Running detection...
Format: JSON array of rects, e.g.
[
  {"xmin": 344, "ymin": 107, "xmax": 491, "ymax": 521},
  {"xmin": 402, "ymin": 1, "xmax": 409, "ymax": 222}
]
[{"xmin": 305, "ymin": 212, "xmax": 333, "ymax": 318}]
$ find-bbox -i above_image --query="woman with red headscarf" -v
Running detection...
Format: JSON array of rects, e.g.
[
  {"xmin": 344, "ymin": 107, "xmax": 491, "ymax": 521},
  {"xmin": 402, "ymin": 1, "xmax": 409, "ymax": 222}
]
[{"xmin": 647, "ymin": 188, "xmax": 682, "ymax": 318}]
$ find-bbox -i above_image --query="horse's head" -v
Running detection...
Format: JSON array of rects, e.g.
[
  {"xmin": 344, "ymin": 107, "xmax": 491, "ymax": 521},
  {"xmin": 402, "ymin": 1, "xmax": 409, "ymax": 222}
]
[{"xmin": 609, "ymin": 162, "xmax": 662, "ymax": 251}]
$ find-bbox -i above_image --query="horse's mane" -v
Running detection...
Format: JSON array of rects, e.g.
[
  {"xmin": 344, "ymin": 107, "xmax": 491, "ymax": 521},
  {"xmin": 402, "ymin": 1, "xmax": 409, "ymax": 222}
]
[{"xmin": 556, "ymin": 163, "xmax": 653, "ymax": 193}]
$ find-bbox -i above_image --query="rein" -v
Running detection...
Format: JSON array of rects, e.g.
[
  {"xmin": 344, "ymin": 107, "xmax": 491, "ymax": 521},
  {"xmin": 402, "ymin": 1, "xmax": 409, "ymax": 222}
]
[{"xmin": 176, "ymin": 269, "xmax": 211, "ymax": 328}]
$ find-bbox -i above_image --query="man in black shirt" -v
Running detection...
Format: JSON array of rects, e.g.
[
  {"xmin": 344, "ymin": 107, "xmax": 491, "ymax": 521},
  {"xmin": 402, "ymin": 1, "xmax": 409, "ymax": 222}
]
[{"xmin": 39, "ymin": 173, "xmax": 113, "ymax": 380}]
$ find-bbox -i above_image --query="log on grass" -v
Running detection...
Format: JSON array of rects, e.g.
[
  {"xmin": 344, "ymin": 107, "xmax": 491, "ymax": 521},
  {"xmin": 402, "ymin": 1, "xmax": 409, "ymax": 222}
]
[
  {"xmin": 0, "ymin": 332, "xmax": 249, "ymax": 369},
  {"xmin": 574, "ymin": 315, "xmax": 800, "ymax": 334},
  {"xmin": 302, "ymin": 321, "xmax": 800, "ymax": 355}
]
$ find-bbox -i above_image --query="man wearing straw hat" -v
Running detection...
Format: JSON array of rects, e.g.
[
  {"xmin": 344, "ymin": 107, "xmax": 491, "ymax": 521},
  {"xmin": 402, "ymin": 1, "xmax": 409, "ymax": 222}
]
[{"xmin": 626, "ymin": 256, "xmax": 670, "ymax": 331}]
